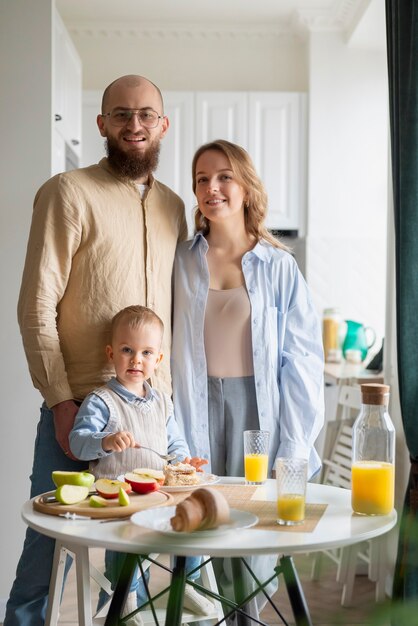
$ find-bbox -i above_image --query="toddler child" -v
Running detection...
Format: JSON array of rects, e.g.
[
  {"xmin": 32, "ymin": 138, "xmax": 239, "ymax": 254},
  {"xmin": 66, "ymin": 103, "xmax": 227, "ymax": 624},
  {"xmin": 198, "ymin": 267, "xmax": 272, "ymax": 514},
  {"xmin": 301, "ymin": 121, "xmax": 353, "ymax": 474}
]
[{"xmin": 70, "ymin": 305, "xmax": 213, "ymax": 624}]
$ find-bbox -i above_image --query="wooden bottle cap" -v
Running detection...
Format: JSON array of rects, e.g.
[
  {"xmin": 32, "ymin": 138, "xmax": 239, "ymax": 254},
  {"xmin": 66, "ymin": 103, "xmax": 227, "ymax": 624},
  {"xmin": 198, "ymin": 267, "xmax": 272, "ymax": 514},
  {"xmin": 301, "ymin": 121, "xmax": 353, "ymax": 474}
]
[{"xmin": 360, "ymin": 383, "xmax": 390, "ymax": 405}]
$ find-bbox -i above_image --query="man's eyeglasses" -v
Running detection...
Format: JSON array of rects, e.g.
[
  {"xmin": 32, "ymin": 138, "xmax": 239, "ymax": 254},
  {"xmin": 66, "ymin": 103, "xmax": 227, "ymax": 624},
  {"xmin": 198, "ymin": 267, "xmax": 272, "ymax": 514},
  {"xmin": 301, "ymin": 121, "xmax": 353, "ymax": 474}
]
[{"xmin": 101, "ymin": 108, "xmax": 163, "ymax": 129}]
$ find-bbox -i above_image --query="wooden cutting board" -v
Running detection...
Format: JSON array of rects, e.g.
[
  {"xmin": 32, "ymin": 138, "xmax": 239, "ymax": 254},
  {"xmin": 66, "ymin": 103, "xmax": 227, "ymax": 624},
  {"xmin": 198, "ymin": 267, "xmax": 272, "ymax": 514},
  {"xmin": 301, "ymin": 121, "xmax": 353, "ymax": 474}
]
[{"xmin": 33, "ymin": 489, "xmax": 173, "ymax": 519}]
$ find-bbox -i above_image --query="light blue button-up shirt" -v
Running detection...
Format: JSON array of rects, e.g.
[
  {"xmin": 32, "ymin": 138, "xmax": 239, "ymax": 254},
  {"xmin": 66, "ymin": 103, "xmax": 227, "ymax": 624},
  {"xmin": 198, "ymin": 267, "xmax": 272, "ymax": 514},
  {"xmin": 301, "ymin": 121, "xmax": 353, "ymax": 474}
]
[
  {"xmin": 171, "ymin": 233, "xmax": 324, "ymax": 479},
  {"xmin": 69, "ymin": 377, "xmax": 190, "ymax": 462}
]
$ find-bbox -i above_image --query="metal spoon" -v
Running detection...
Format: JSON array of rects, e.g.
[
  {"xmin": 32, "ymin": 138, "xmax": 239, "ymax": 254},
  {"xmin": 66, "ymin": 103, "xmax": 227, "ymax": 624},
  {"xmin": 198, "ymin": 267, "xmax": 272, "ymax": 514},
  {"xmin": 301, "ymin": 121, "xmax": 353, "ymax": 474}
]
[{"xmin": 139, "ymin": 445, "xmax": 177, "ymax": 462}]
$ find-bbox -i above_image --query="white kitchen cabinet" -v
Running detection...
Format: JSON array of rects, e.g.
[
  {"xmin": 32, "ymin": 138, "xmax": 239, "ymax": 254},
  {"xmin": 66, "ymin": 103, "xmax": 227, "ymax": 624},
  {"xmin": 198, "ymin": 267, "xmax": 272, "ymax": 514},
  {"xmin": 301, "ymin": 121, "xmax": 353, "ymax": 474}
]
[
  {"xmin": 248, "ymin": 92, "xmax": 306, "ymax": 231},
  {"xmin": 194, "ymin": 92, "xmax": 248, "ymax": 148},
  {"xmin": 158, "ymin": 91, "xmax": 248, "ymax": 225},
  {"xmin": 53, "ymin": 10, "xmax": 82, "ymax": 162},
  {"xmin": 160, "ymin": 91, "xmax": 306, "ymax": 234},
  {"xmin": 83, "ymin": 90, "xmax": 306, "ymax": 234},
  {"xmin": 155, "ymin": 92, "xmax": 196, "ymax": 224}
]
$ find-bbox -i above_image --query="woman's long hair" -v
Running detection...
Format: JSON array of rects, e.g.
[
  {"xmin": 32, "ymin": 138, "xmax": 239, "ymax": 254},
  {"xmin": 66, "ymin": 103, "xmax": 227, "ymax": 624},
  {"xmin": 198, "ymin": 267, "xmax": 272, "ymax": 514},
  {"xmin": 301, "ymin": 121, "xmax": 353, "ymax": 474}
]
[{"xmin": 192, "ymin": 139, "xmax": 288, "ymax": 251}]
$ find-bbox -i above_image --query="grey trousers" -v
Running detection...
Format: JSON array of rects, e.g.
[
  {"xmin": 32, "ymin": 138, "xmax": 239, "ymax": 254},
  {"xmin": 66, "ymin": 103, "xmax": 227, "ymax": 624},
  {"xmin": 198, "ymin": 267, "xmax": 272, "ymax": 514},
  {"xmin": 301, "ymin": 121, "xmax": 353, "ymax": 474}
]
[{"xmin": 207, "ymin": 376, "xmax": 278, "ymax": 612}]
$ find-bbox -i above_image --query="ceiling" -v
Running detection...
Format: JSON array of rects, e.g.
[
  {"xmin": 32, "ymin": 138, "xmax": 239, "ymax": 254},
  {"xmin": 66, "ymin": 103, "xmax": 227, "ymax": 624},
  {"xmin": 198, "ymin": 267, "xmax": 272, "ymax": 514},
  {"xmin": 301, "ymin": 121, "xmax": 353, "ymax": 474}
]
[{"xmin": 56, "ymin": 0, "xmax": 385, "ymax": 49}]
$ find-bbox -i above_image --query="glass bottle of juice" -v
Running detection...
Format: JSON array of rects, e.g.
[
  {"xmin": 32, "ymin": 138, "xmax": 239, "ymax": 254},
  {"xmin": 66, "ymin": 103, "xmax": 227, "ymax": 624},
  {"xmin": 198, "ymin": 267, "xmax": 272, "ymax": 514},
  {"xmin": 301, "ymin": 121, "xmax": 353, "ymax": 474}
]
[
  {"xmin": 322, "ymin": 308, "xmax": 342, "ymax": 363},
  {"xmin": 351, "ymin": 383, "xmax": 395, "ymax": 515}
]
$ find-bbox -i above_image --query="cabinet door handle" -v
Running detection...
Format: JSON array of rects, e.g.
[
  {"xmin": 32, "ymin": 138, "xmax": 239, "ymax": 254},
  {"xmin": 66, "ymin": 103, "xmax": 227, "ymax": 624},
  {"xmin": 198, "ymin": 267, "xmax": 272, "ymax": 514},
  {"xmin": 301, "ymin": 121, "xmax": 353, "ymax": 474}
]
[
  {"xmin": 55, "ymin": 114, "xmax": 62, "ymax": 121},
  {"xmin": 71, "ymin": 139, "xmax": 80, "ymax": 146}
]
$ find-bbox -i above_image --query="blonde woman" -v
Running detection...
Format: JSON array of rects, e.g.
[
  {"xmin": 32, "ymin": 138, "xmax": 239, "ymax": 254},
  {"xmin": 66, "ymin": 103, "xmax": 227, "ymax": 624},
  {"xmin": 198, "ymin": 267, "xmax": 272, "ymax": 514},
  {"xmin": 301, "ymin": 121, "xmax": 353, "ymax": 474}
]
[{"xmin": 171, "ymin": 140, "xmax": 324, "ymax": 616}]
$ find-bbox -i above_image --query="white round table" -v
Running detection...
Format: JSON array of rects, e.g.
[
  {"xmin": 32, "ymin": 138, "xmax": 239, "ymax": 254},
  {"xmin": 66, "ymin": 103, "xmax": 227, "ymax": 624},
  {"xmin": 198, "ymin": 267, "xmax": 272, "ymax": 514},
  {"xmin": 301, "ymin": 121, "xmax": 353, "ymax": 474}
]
[{"xmin": 22, "ymin": 479, "xmax": 397, "ymax": 626}]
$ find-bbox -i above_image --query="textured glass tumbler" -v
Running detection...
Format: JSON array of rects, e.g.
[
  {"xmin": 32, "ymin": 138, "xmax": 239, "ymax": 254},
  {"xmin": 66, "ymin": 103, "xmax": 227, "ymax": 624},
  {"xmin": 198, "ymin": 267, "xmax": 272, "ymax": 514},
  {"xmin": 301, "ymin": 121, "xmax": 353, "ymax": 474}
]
[
  {"xmin": 243, "ymin": 430, "xmax": 269, "ymax": 485},
  {"xmin": 276, "ymin": 458, "xmax": 308, "ymax": 525}
]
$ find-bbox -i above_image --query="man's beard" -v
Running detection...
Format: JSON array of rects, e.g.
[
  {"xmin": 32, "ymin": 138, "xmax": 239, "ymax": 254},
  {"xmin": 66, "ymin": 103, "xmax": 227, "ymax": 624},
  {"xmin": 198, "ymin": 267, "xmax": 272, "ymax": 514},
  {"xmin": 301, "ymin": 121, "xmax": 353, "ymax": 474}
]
[{"xmin": 105, "ymin": 136, "xmax": 161, "ymax": 180}]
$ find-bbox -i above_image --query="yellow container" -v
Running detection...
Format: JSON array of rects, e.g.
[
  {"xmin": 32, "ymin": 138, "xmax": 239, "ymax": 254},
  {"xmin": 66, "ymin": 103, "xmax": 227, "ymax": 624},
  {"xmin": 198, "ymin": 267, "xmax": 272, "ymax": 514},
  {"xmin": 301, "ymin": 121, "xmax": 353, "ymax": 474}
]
[
  {"xmin": 323, "ymin": 308, "xmax": 341, "ymax": 362},
  {"xmin": 351, "ymin": 384, "xmax": 395, "ymax": 516}
]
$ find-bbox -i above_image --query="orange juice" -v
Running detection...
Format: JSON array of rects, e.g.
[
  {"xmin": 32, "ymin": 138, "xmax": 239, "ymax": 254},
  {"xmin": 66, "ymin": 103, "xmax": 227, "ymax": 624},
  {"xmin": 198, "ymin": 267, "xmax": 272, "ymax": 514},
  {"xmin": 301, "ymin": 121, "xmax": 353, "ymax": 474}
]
[
  {"xmin": 323, "ymin": 317, "xmax": 339, "ymax": 361},
  {"xmin": 351, "ymin": 461, "xmax": 394, "ymax": 515},
  {"xmin": 277, "ymin": 493, "xmax": 305, "ymax": 523},
  {"xmin": 244, "ymin": 454, "xmax": 268, "ymax": 483}
]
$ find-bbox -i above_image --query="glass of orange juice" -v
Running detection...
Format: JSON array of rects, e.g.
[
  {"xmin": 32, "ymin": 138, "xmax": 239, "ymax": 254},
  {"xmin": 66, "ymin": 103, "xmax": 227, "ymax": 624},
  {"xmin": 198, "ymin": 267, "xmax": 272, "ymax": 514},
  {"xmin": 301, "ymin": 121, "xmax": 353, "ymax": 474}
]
[
  {"xmin": 243, "ymin": 430, "xmax": 269, "ymax": 484},
  {"xmin": 276, "ymin": 458, "xmax": 308, "ymax": 525}
]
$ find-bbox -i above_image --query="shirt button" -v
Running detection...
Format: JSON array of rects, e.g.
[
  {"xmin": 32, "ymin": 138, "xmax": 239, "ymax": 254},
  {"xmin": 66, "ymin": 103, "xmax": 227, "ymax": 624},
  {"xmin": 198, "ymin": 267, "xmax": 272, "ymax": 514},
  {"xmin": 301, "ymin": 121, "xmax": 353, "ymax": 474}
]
[{"xmin": 253, "ymin": 318, "xmax": 257, "ymax": 325}]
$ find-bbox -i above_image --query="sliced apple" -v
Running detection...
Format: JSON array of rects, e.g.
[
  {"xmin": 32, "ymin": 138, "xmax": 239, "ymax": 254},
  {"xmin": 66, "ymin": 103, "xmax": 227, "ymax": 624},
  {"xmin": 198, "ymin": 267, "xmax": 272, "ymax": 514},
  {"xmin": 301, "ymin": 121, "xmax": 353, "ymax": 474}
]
[
  {"xmin": 118, "ymin": 487, "xmax": 130, "ymax": 506},
  {"xmin": 132, "ymin": 468, "xmax": 165, "ymax": 485},
  {"xmin": 55, "ymin": 484, "xmax": 89, "ymax": 505},
  {"xmin": 95, "ymin": 478, "xmax": 132, "ymax": 499},
  {"xmin": 125, "ymin": 472, "xmax": 160, "ymax": 494},
  {"xmin": 52, "ymin": 470, "xmax": 95, "ymax": 488},
  {"xmin": 89, "ymin": 495, "xmax": 108, "ymax": 508}
]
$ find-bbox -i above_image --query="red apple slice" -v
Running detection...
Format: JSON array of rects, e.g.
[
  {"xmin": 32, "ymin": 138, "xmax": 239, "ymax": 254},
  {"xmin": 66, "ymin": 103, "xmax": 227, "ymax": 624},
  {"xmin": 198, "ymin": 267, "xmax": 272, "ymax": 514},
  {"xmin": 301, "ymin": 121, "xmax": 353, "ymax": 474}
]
[
  {"xmin": 132, "ymin": 467, "xmax": 165, "ymax": 485},
  {"xmin": 124, "ymin": 472, "xmax": 160, "ymax": 494},
  {"xmin": 95, "ymin": 478, "xmax": 132, "ymax": 499}
]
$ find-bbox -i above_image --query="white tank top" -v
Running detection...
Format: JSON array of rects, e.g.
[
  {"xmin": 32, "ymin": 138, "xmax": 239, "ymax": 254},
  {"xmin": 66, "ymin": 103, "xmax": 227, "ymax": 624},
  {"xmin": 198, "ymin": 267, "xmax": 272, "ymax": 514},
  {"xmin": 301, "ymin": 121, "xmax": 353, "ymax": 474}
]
[{"xmin": 204, "ymin": 285, "xmax": 253, "ymax": 378}]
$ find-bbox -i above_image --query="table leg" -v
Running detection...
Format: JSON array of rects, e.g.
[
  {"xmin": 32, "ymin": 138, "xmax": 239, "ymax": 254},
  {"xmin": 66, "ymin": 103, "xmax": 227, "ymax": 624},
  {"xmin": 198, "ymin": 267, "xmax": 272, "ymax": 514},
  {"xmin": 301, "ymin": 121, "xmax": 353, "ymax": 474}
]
[
  {"xmin": 45, "ymin": 541, "xmax": 67, "ymax": 626},
  {"xmin": 230, "ymin": 558, "xmax": 260, "ymax": 626},
  {"xmin": 72, "ymin": 544, "xmax": 94, "ymax": 626},
  {"xmin": 279, "ymin": 555, "xmax": 313, "ymax": 626},
  {"xmin": 164, "ymin": 555, "xmax": 186, "ymax": 626},
  {"xmin": 104, "ymin": 553, "xmax": 137, "ymax": 626}
]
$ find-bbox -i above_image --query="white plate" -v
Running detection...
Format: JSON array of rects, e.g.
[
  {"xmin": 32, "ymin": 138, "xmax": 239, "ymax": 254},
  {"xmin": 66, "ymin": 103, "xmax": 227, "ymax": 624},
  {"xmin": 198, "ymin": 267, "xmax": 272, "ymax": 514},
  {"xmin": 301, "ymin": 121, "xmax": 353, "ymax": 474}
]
[
  {"xmin": 131, "ymin": 506, "xmax": 259, "ymax": 537},
  {"xmin": 118, "ymin": 472, "xmax": 220, "ymax": 493}
]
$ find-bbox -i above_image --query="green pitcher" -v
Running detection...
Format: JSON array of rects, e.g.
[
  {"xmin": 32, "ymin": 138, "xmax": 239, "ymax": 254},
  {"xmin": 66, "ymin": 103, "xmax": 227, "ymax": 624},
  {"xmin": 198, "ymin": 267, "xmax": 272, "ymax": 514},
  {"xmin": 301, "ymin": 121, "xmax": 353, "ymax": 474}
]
[{"xmin": 342, "ymin": 320, "xmax": 376, "ymax": 361}]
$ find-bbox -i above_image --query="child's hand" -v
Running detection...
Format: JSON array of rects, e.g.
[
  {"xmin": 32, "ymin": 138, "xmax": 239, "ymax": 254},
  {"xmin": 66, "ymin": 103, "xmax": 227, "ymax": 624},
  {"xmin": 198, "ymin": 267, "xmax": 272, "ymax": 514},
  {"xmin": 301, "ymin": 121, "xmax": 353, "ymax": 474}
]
[
  {"xmin": 102, "ymin": 431, "xmax": 138, "ymax": 453},
  {"xmin": 186, "ymin": 456, "xmax": 208, "ymax": 472}
]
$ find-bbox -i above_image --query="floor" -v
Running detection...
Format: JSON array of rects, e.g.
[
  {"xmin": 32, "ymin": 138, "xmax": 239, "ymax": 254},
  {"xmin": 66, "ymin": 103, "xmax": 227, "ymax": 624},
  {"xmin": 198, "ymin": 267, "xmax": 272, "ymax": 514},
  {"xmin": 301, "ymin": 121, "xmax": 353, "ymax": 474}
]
[{"xmin": 55, "ymin": 549, "xmax": 392, "ymax": 625}]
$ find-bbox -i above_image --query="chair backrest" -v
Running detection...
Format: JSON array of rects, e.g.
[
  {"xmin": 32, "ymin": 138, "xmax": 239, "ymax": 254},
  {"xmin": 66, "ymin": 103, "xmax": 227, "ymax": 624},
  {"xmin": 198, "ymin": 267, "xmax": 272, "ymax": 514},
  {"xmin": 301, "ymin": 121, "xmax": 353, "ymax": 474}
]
[
  {"xmin": 334, "ymin": 385, "xmax": 362, "ymax": 421},
  {"xmin": 321, "ymin": 385, "xmax": 362, "ymax": 489}
]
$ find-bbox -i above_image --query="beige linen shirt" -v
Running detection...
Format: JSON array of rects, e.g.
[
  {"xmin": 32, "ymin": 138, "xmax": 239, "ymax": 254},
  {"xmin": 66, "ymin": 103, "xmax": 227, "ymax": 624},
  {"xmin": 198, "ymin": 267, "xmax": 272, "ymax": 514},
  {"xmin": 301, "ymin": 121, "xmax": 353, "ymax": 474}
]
[{"xmin": 18, "ymin": 158, "xmax": 187, "ymax": 407}]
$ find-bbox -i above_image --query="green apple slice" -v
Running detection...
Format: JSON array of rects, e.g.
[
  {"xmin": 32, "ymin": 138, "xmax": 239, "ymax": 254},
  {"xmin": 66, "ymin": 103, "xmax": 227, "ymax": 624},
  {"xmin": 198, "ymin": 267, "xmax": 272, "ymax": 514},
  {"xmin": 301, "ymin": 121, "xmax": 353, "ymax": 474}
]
[
  {"xmin": 55, "ymin": 484, "xmax": 89, "ymax": 505},
  {"xmin": 52, "ymin": 470, "xmax": 95, "ymax": 488},
  {"xmin": 89, "ymin": 495, "xmax": 108, "ymax": 508},
  {"xmin": 118, "ymin": 487, "xmax": 130, "ymax": 506}
]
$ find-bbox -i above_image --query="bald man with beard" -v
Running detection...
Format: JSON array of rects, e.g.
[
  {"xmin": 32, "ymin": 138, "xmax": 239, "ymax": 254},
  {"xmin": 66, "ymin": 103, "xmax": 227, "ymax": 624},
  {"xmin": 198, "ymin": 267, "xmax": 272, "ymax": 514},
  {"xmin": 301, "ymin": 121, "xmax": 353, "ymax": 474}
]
[{"xmin": 6, "ymin": 75, "xmax": 188, "ymax": 626}]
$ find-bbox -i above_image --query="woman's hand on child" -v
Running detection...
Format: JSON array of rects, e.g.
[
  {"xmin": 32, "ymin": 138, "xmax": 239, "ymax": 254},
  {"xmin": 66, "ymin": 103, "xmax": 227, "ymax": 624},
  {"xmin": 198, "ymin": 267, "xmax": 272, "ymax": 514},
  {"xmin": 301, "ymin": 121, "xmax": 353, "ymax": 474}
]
[
  {"xmin": 102, "ymin": 430, "xmax": 138, "ymax": 453},
  {"xmin": 186, "ymin": 456, "xmax": 208, "ymax": 472}
]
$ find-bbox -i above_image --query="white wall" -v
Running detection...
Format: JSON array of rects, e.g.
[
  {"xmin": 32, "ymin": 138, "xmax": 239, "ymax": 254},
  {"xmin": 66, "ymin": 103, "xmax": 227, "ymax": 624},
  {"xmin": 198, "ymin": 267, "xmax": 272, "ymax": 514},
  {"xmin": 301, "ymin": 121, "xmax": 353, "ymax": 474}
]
[
  {"xmin": 306, "ymin": 32, "xmax": 389, "ymax": 356},
  {"xmin": 70, "ymin": 29, "xmax": 308, "ymax": 92},
  {"xmin": 0, "ymin": 0, "xmax": 56, "ymax": 612}
]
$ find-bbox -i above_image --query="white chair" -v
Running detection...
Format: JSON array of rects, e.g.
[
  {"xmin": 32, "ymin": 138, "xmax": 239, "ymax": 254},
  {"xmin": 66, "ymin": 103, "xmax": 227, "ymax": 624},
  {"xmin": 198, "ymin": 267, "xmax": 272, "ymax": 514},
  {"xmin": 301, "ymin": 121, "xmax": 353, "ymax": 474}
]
[{"xmin": 311, "ymin": 384, "xmax": 389, "ymax": 606}]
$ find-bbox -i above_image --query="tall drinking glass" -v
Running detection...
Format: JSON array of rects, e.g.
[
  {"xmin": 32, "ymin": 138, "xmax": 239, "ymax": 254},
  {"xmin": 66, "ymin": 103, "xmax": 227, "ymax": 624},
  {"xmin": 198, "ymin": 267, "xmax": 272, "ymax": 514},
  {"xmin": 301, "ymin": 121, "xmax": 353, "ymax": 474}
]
[
  {"xmin": 243, "ymin": 430, "xmax": 269, "ymax": 485},
  {"xmin": 276, "ymin": 457, "xmax": 308, "ymax": 525}
]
